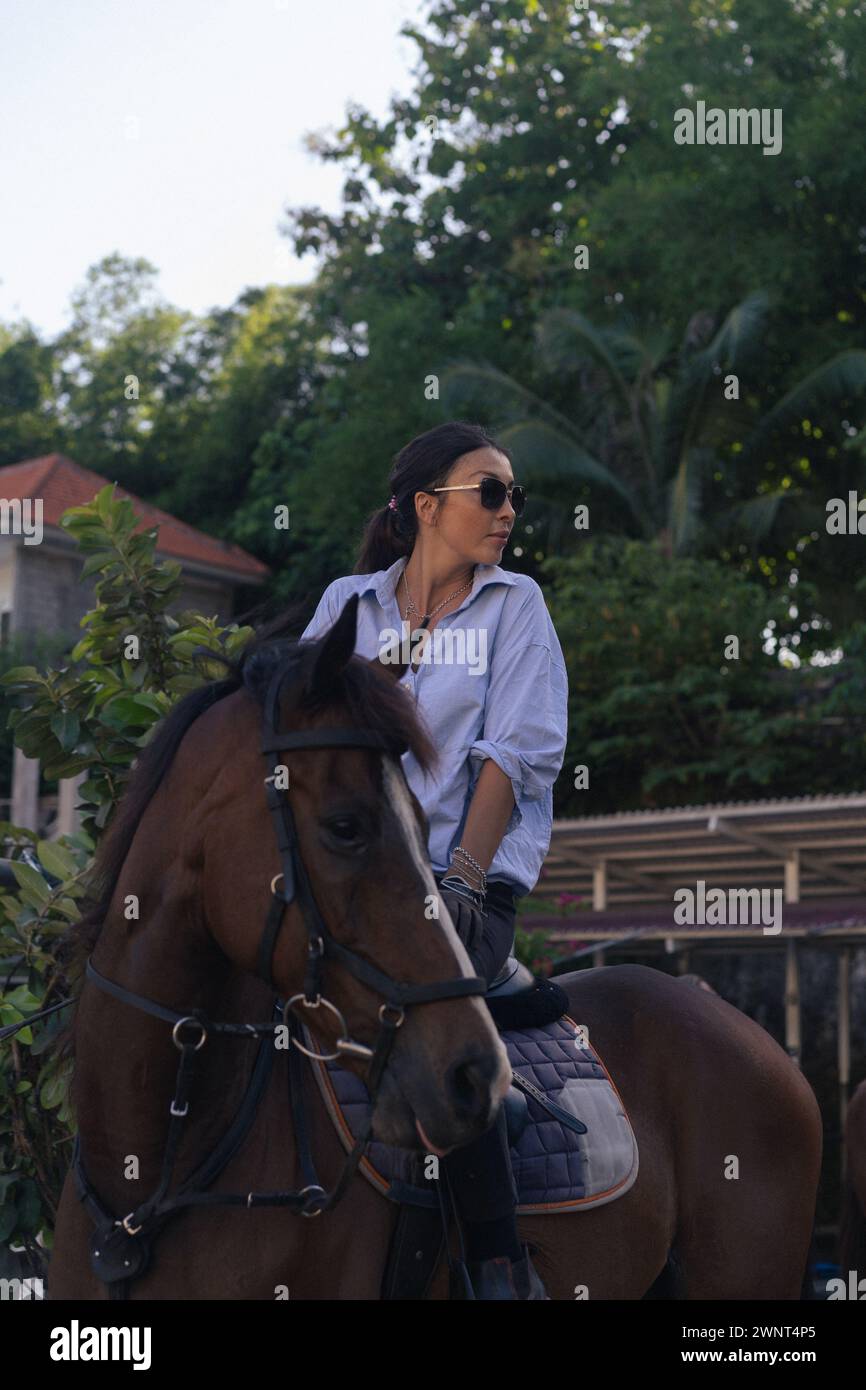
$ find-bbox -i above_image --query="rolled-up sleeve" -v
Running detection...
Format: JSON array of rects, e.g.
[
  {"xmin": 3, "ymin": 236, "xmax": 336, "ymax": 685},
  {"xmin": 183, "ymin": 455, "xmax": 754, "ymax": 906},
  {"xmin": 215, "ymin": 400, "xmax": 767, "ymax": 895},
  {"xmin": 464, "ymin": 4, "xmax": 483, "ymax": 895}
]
[
  {"xmin": 468, "ymin": 587, "xmax": 568, "ymax": 824},
  {"xmin": 300, "ymin": 581, "xmax": 343, "ymax": 643}
]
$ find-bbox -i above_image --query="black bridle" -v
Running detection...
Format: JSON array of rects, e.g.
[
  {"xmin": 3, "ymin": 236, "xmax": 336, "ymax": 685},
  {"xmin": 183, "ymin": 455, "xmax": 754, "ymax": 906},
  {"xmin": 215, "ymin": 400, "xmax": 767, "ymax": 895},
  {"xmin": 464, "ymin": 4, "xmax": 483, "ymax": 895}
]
[{"xmin": 65, "ymin": 662, "xmax": 487, "ymax": 1296}]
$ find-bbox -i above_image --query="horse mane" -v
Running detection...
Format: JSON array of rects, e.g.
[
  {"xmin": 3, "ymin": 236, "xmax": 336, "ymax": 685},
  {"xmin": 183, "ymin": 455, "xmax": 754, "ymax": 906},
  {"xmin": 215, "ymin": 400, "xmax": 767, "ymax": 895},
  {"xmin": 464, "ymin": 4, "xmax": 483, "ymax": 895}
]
[{"xmin": 65, "ymin": 603, "xmax": 437, "ymax": 980}]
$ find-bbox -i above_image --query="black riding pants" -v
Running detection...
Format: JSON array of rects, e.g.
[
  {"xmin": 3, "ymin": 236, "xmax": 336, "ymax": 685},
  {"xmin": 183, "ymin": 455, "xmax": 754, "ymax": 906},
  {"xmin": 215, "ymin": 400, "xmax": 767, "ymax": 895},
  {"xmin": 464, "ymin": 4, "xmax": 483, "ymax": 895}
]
[{"xmin": 433, "ymin": 874, "xmax": 519, "ymax": 1223}]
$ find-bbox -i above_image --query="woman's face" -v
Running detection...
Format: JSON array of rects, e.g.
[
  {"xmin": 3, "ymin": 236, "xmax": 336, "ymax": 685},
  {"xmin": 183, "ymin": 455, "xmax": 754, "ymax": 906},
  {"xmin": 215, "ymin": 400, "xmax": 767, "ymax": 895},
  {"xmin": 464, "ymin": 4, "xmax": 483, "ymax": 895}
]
[{"xmin": 421, "ymin": 446, "xmax": 517, "ymax": 564}]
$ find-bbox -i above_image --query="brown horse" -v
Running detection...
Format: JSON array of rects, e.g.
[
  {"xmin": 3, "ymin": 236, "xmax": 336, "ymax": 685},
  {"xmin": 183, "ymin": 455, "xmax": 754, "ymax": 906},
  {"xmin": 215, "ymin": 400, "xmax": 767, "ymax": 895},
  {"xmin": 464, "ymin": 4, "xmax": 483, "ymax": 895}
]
[
  {"xmin": 839, "ymin": 1079, "xmax": 866, "ymax": 1279},
  {"xmin": 678, "ymin": 973, "xmax": 717, "ymax": 994},
  {"xmin": 50, "ymin": 599, "xmax": 822, "ymax": 1299}
]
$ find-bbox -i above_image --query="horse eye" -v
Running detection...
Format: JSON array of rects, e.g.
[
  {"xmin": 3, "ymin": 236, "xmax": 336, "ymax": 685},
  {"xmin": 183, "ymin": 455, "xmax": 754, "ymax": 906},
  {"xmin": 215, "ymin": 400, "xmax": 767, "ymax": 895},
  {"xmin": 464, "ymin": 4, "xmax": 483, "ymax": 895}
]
[{"xmin": 328, "ymin": 817, "xmax": 361, "ymax": 842}]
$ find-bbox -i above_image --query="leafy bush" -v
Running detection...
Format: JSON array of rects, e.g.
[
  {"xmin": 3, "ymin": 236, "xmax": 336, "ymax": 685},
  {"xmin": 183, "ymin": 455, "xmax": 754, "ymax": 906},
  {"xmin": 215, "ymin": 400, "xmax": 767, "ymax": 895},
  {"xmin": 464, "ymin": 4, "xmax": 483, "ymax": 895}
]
[{"xmin": 0, "ymin": 485, "xmax": 252, "ymax": 1267}]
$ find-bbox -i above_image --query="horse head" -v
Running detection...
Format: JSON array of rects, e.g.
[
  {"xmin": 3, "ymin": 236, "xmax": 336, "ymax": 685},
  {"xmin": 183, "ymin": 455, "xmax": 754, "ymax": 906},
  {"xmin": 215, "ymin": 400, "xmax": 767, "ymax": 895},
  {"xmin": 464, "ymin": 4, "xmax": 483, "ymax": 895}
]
[{"xmin": 195, "ymin": 594, "xmax": 510, "ymax": 1152}]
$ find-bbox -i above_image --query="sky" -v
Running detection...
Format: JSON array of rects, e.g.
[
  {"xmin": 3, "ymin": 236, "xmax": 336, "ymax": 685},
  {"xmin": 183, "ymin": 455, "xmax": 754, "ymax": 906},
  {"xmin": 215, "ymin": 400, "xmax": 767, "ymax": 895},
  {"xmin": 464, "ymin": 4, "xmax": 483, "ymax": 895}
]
[{"xmin": 0, "ymin": 0, "xmax": 428, "ymax": 338}]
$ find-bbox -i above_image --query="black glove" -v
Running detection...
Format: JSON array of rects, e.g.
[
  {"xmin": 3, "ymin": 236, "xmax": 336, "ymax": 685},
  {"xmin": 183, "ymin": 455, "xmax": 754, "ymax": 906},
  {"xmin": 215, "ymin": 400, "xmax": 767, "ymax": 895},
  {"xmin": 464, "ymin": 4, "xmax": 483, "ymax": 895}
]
[{"xmin": 438, "ymin": 875, "xmax": 487, "ymax": 958}]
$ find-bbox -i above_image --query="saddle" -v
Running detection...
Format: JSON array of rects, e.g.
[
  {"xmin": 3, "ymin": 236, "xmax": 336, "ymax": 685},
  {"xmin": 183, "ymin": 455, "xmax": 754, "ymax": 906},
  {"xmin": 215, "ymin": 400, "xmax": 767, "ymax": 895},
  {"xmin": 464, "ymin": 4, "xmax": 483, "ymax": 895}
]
[{"xmin": 302, "ymin": 959, "xmax": 639, "ymax": 1298}]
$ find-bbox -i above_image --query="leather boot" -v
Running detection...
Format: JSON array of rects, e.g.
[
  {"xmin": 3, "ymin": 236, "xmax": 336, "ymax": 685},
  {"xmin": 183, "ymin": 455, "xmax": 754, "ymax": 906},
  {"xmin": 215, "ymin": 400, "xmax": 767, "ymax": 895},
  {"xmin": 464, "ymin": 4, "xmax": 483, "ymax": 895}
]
[{"xmin": 466, "ymin": 1243, "xmax": 550, "ymax": 1300}]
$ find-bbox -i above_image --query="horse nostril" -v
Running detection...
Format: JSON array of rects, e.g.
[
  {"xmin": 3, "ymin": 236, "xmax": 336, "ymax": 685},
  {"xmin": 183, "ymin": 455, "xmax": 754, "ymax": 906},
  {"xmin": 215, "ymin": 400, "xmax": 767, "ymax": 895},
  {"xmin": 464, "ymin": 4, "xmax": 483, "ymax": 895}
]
[{"xmin": 446, "ymin": 1048, "xmax": 502, "ymax": 1123}]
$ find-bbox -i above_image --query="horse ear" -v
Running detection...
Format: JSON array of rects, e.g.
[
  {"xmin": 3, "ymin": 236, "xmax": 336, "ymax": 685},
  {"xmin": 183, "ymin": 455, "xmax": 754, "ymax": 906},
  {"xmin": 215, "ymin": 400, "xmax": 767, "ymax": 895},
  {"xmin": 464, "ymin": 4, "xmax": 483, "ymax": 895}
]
[
  {"xmin": 377, "ymin": 646, "xmax": 410, "ymax": 683},
  {"xmin": 307, "ymin": 594, "xmax": 360, "ymax": 698},
  {"xmin": 377, "ymin": 615, "xmax": 429, "ymax": 684}
]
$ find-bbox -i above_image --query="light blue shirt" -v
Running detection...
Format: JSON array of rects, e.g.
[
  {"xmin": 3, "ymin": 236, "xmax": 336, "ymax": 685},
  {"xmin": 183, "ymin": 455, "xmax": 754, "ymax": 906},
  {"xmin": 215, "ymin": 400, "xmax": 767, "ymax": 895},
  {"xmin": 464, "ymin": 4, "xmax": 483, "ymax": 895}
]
[{"xmin": 300, "ymin": 556, "xmax": 568, "ymax": 898}]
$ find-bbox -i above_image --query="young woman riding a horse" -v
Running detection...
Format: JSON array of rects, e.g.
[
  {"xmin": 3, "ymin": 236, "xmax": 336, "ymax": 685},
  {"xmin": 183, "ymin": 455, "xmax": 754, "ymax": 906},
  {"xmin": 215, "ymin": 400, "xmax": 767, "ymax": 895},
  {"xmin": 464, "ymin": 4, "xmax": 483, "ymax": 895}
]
[
  {"xmin": 51, "ymin": 420, "xmax": 821, "ymax": 1300},
  {"xmin": 301, "ymin": 420, "xmax": 569, "ymax": 1299}
]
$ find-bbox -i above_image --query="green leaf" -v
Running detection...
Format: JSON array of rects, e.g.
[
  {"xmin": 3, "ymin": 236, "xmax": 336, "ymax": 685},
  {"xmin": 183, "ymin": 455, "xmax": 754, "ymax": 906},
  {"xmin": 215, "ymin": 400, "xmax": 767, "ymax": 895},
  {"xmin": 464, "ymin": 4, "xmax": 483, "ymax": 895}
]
[
  {"xmin": 1, "ymin": 986, "xmax": 42, "ymax": 1012},
  {"xmin": 36, "ymin": 839, "xmax": 79, "ymax": 881},
  {"xmin": 94, "ymin": 483, "xmax": 118, "ymax": 523},
  {"xmin": 0, "ymin": 666, "xmax": 42, "ymax": 686},
  {"xmin": 101, "ymin": 694, "xmax": 164, "ymax": 727},
  {"xmin": 30, "ymin": 1017, "xmax": 70, "ymax": 1054},
  {"xmin": 42, "ymin": 757, "xmax": 88, "ymax": 780},
  {"xmin": 46, "ymin": 896, "xmax": 81, "ymax": 922},
  {"xmin": 0, "ymin": 821, "xmax": 37, "ymax": 843},
  {"xmin": 10, "ymin": 861, "xmax": 51, "ymax": 904},
  {"xmin": 79, "ymin": 550, "xmax": 118, "ymax": 580},
  {"xmin": 13, "ymin": 711, "xmax": 54, "ymax": 742},
  {"xmin": 0, "ymin": 1018, "xmax": 32, "ymax": 1044},
  {"xmin": 61, "ymin": 503, "xmax": 100, "ymax": 521},
  {"xmin": 50, "ymin": 710, "xmax": 80, "ymax": 750},
  {"xmin": 39, "ymin": 1071, "xmax": 67, "ymax": 1109}
]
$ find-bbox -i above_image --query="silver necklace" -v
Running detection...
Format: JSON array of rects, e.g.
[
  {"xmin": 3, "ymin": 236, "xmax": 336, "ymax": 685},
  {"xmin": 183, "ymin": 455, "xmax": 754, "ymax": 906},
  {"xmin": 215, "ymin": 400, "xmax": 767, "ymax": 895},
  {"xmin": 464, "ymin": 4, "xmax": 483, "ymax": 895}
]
[{"xmin": 400, "ymin": 566, "xmax": 474, "ymax": 624}]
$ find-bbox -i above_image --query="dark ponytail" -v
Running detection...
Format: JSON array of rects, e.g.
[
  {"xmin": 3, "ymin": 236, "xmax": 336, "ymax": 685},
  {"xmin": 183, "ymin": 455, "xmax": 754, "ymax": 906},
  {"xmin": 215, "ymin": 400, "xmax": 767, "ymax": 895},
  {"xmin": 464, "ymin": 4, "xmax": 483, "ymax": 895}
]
[{"xmin": 352, "ymin": 421, "xmax": 513, "ymax": 575}]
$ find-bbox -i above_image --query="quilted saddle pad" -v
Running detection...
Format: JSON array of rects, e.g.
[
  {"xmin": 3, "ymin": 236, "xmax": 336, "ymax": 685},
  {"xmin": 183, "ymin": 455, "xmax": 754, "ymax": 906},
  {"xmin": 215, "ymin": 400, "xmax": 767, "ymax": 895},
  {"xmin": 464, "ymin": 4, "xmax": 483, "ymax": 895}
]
[{"xmin": 302, "ymin": 1013, "xmax": 638, "ymax": 1215}]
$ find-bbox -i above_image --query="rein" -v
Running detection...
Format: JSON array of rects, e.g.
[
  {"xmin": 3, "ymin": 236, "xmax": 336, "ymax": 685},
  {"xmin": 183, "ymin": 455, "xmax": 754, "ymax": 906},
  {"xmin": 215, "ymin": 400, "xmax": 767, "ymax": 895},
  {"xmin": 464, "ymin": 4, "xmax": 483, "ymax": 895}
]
[{"xmin": 61, "ymin": 662, "xmax": 488, "ymax": 1296}]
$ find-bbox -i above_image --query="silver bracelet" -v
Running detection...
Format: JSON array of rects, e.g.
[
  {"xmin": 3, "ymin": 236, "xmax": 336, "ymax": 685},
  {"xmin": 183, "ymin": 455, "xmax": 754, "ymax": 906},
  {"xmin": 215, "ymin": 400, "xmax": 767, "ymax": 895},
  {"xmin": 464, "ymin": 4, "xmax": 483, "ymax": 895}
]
[
  {"xmin": 448, "ymin": 861, "xmax": 485, "ymax": 892},
  {"xmin": 451, "ymin": 845, "xmax": 487, "ymax": 891}
]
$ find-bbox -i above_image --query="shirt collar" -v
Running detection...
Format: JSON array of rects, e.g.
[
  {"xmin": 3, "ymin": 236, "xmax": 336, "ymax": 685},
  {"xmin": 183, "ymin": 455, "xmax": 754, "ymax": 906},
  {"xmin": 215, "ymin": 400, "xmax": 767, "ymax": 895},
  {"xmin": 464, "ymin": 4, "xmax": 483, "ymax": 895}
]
[{"xmin": 364, "ymin": 556, "xmax": 519, "ymax": 608}]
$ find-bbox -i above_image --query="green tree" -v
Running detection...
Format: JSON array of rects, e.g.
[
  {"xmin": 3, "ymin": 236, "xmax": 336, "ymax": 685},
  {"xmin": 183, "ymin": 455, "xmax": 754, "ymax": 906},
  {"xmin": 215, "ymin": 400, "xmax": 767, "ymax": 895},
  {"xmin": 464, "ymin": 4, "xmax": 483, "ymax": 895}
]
[
  {"xmin": 272, "ymin": 0, "xmax": 866, "ymax": 615},
  {"xmin": 545, "ymin": 537, "xmax": 866, "ymax": 816},
  {"xmin": 439, "ymin": 291, "xmax": 866, "ymax": 561},
  {"xmin": 0, "ymin": 326, "xmax": 59, "ymax": 465}
]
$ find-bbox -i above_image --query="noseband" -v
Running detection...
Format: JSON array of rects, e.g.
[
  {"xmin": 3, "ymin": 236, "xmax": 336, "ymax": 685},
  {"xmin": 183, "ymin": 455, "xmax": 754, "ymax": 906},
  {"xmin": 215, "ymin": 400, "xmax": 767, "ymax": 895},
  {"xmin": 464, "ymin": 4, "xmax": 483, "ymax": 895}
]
[{"xmin": 71, "ymin": 661, "xmax": 488, "ymax": 1296}]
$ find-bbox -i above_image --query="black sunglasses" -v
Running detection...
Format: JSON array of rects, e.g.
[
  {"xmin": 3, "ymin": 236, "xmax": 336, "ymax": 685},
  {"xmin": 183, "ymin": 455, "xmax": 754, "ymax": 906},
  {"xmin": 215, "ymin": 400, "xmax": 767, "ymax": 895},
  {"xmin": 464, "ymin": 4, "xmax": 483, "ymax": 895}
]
[{"xmin": 432, "ymin": 478, "xmax": 527, "ymax": 516}]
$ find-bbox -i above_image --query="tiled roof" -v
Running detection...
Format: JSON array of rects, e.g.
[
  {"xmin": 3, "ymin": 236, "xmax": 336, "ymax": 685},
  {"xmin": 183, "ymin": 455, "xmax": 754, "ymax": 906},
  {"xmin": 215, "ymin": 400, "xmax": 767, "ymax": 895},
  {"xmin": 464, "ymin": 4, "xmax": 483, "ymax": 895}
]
[{"xmin": 0, "ymin": 454, "xmax": 268, "ymax": 582}]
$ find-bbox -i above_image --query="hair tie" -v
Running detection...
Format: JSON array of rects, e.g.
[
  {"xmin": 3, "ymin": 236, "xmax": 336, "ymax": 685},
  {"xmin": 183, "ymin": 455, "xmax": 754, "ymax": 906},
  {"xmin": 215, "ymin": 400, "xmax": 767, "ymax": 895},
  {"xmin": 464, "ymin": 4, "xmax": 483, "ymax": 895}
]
[{"xmin": 388, "ymin": 495, "xmax": 398, "ymax": 511}]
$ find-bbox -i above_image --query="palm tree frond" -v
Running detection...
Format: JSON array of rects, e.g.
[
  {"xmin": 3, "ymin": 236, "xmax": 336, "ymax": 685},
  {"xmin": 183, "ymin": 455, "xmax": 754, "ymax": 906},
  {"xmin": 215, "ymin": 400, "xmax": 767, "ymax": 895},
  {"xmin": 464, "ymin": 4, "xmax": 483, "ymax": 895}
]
[
  {"xmin": 703, "ymin": 290, "xmax": 770, "ymax": 370},
  {"xmin": 663, "ymin": 293, "xmax": 770, "ymax": 479},
  {"xmin": 535, "ymin": 308, "xmax": 636, "ymax": 419},
  {"xmin": 495, "ymin": 418, "xmax": 639, "ymax": 513},
  {"xmin": 742, "ymin": 350, "xmax": 866, "ymax": 462},
  {"xmin": 667, "ymin": 447, "xmax": 712, "ymax": 552},
  {"xmin": 439, "ymin": 359, "xmax": 545, "ymax": 424},
  {"xmin": 717, "ymin": 488, "xmax": 803, "ymax": 544}
]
